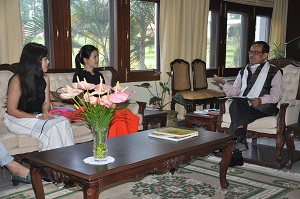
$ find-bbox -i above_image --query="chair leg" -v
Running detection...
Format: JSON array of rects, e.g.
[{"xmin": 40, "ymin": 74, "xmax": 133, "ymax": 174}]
[
  {"xmin": 186, "ymin": 103, "xmax": 193, "ymax": 113},
  {"xmin": 171, "ymin": 99, "xmax": 175, "ymax": 111},
  {"xmin": 251, "ymin": 137, "xmax": 257, "ymax": 145},
  {"xmin": 275, "ymin": 134, "xmax": 285, "ymax": 163},
  {"xmin": 285, "ymin": 129, "xmax": 295, "ymax": 169}
]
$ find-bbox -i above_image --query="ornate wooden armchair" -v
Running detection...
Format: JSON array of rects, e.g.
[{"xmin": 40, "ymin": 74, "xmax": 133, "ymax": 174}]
[
  {"xmin": 191, "ymin": 59, "xmax": 225, "ymax": 108},
  {"xmin": 170, "ymin": 59, "xmax": 215, "ymax": 113},
  {"xmin": 216, "ymin": 58, "xmax": 300, "ymax": 169}
]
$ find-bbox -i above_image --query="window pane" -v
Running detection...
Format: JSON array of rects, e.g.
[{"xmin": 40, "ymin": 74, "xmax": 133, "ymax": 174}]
[
  {"xmin": 20, "ymin": 0, "xmax": 45, "ymax": 46},
  {"xmin": 70, "ymin": 0, "xmax": 111, "ymax": 68},
  {"xmin": 255, "ymin": 16, "xmax": 270, "ymax": 42},
  {"xmin": 206, "ymin": 10, "xmax": 219, "ymax": 69},
  {"xmin": 226, "ymin": 12, "xmax": 248, "ymax": 68},
  {"xmin": 130, "ymin": 0, "xmax": 157, "ymax": 71}
]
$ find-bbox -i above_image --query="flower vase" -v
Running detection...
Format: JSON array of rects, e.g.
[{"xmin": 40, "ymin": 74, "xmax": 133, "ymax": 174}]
[{"xmin": 92, "ymin": 127, "xmax": 108, "ymax": 161}]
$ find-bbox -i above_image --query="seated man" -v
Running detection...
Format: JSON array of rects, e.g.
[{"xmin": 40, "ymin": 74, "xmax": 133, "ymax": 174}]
[{"xmin": 212, "ymin": 41, "xmax": 283, "ymax": 167}]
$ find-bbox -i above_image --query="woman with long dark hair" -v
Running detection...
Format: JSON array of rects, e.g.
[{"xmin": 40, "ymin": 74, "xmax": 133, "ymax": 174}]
[
  {"xmin": 4, "ymin": 42, "xmax": 74, "ymax": 151},
  {"xmin": 73, "ymin": 44, "xmax": 105, "ymax": 84}
]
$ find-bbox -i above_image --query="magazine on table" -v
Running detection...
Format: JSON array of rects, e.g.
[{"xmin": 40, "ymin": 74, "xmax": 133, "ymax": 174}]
[
  {"xmin": 224, "ymin": 96, "xmax": 249, "ymax": 100},
  {"xmin": 148, "ymin": 127, "xmax": 199, "ymax": 142},
  {"xmin": 194, "ymin": 109, "xmax": 220, "ymax": 116}
]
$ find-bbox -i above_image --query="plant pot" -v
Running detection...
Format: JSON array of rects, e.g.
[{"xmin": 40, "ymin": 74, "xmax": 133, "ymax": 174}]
[{"xmin": 163, "ymin": 110, "xmax": 178, "ymax": 127}]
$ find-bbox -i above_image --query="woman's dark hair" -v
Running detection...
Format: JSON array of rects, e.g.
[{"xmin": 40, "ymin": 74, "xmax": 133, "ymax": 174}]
[
  {"xmin": 75, "ymin": 45, "xmax": 98, "ymax": 72},
  {"xmin": 14, "ymin": 42, "xmax": 48, "ymax": 110}
]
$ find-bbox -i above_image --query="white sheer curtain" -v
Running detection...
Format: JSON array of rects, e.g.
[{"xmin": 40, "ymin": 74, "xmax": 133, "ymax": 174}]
[
  {"xmin": 269, "ymin": 0, "xmax": 288, "ymax": 58},
  {"xmin": 160, "ymin": 0, "xmax": 210, "ymax": 118},
  {"xmin": 0, "ymin": 0, "xmax": 23, "ymax": 64}
]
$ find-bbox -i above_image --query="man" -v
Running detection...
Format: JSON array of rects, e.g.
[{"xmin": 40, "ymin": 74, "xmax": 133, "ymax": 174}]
[{"xmin": 212, "ymin": 41, "xmax": 283, "ymax": 167}]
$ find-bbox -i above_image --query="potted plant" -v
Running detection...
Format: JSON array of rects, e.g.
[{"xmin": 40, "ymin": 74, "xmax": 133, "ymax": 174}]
[
  {"xmin": 135, "ymin": 70, "xmax": 187, "ymax": 126},
  {"xmin": 135, "ymin": 70, "xmax": 187, "ymax": 111},
  {"xmin": 270, "ymin": 42, "xmax": 284, "ymax": 59}
]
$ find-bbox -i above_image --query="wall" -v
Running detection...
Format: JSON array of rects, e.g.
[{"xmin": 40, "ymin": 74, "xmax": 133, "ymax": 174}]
[{"xmin": 286, "ymin": 0, "xmax": 300, "ymax": 61}]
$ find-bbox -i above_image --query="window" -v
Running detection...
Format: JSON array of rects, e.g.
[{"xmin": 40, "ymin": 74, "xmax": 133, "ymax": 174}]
[
  {"xmin": 70, "ymin": 0, "xmax": 112, "ymax": 68},
  {"xmin": 255, "ymin": 16, "xmax": 271, "ymax": 42},
  {"xmin": 207, "ymin": 0, "xmax": 272, "ymax": 77},
  {"xmin": 225, "ymin": 11, "xmax": 248, "ymax": 68},
  {"xmin": 19, "ymin": 0, "xmax": 160, "ymax": 83},
  {"xmin": 130, "ymin": 0, "xmax": 157, "ymax": 71},
  {"xmin": 206, "ymin": 10, "xmax": 219, "ymax": 70},
  {"xmin": 123, "ymin": 0, "xmax": 160, "ymax": 82},
  {"xmin": 20, "ymin": 0, "xmax": 45, "ymax": 45}
]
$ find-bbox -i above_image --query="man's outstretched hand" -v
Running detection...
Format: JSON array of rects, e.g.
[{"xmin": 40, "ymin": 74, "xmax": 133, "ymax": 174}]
[{"xmin": 212, "ymin": 75, "xmax": 226, "ymax": 85}]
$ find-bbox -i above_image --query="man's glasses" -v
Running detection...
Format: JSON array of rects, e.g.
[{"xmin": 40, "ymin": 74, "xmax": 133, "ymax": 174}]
[{"xmin": 248, "ymin": 50, "xmax": 264, "ymax": 55}]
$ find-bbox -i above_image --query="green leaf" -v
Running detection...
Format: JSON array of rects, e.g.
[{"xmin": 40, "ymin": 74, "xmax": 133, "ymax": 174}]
[
  {"xmin": 173, "ymin": 94, "xmax": 187, "ymax": 110},
  {"xmin": 134, "ymin": 83, "xmax": 151, "ymax": 88},
  {"xmin": 149, "ymin": 96, "xmax": 162, "ymax": 105}
]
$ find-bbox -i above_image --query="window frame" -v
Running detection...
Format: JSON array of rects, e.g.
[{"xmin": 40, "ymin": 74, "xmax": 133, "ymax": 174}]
[
  {"xmin": 206, "ymin": 0, "xmax": 272, "ymax": 78},
  {"xmin": 44, "ymin": 0, "xmax": 160, "ymax": 82}
]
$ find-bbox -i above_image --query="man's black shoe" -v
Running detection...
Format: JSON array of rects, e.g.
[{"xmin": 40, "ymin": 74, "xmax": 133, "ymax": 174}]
[
  {"xmin": 234, "ymin": 137, "xmax": 248, "ymax": 151},
  {"xmin": 229, "ymin": 156, "xmax": 244, "ymax": 167}
]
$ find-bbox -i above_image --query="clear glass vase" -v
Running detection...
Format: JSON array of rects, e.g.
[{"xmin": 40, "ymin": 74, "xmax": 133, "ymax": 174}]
[{"xmin": 92, "ymin": 127, "xmax": 108, "ymax": 161}]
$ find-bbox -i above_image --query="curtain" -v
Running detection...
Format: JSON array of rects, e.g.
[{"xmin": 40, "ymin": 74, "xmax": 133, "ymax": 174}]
[
  {"xmin": 0, "ymin": 0, "xmax": 23, "ymax": 64},
  {"xmin": 269, "ymin": 0, "xmax": 288, "ymax": 58},
  {"xmin": 160, "ymin": 0, "xmax": 210, "ymax": 118}
]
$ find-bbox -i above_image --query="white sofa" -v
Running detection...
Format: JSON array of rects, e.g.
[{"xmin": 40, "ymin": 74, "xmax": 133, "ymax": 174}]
[{"xmin": 0, "ymin": 65, "xmax": 145, "ymax": 156}]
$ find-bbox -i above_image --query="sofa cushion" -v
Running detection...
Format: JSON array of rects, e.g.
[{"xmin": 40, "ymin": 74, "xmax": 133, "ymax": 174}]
[
  {"xmin": 0, "ymin": 132, "xmax": 18, "ymax": 150},
  {"xmin": 0, "ymin": 71, "xmax": 14, "ymax": 121},
  {"xmin": 71, "ymin": 122, "xmax": 93, "ymax": 144}
]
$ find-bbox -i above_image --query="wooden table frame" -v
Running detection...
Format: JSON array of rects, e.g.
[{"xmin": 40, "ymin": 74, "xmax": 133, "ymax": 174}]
[
  {"xmin": 185, "ymin": 112, "xmax": 218, "ymax": 131},
  {"xmin": 143, "ymin": 109, "xmax": 168, "ymax": 130},
  {"xmin": 24, "ymin": 129, "xmax": 234, "ymax": 199}
]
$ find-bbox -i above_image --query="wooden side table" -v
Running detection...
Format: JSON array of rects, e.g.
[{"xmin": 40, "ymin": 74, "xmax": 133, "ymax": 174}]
[
  {"xmin": 143, "ymin": 109, "xmax": 168, "ymax": 130},
  {"xmin": 185, "ymin": 112, "xmax": 218, "ymax": 131},
  {"xmin": 285, "ymin": 123, "xmax": 300, "ymax": 169}
]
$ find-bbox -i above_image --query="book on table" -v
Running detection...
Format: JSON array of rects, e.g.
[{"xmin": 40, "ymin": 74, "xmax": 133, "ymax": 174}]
[{"xmin": 148, "ymin": 127, "xmax": 199, "ymax": 141}]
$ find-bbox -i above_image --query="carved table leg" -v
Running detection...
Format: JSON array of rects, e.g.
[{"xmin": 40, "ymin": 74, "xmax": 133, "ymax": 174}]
[
  {"xmin": 31, "ymin": 166, "xmax": 45, "ymax": 199},
  {"xmin": 185, "ymin": 119, "xmax": 192, "ymax": 128},
  {"xmin": 219, "ymin": 140, "xmax": 233, "ymax": 189},
  {"xmin": 83, "ymin": 183, "xmax": 100, "ymax": 199}
]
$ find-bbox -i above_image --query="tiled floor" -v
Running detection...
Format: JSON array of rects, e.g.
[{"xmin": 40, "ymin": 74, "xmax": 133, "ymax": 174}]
[{"xmin": 1, "ymin": 137, "xmax": 300, "ymax": 193}]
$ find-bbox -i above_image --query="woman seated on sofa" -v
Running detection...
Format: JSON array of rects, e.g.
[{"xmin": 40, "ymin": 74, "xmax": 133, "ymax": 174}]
[
  {"xmin": 73, "ymin": 44, "xmax": 139, "ymax": 138},
  {"xmin": 73, "ymin": 44, "xmax": 105, "ymax": 87},
  {"xmin": 0, "ymin": 140, "xmax": 30, "ymax": 183},
  {"xmin": 4, "ymin": 42, "xmax": 74, "ymax": 151}
]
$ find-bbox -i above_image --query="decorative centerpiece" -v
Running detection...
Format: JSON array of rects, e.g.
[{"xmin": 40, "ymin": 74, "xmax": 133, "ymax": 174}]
[{"xmin": 60, "ymin": 78, "xmax": 133, "ymax": 162}]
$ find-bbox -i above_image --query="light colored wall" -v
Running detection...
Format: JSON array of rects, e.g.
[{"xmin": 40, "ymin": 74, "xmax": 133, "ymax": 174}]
[{"xmin": 121, "ymin": 81, "xmax": 157, "ymax": 108}]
